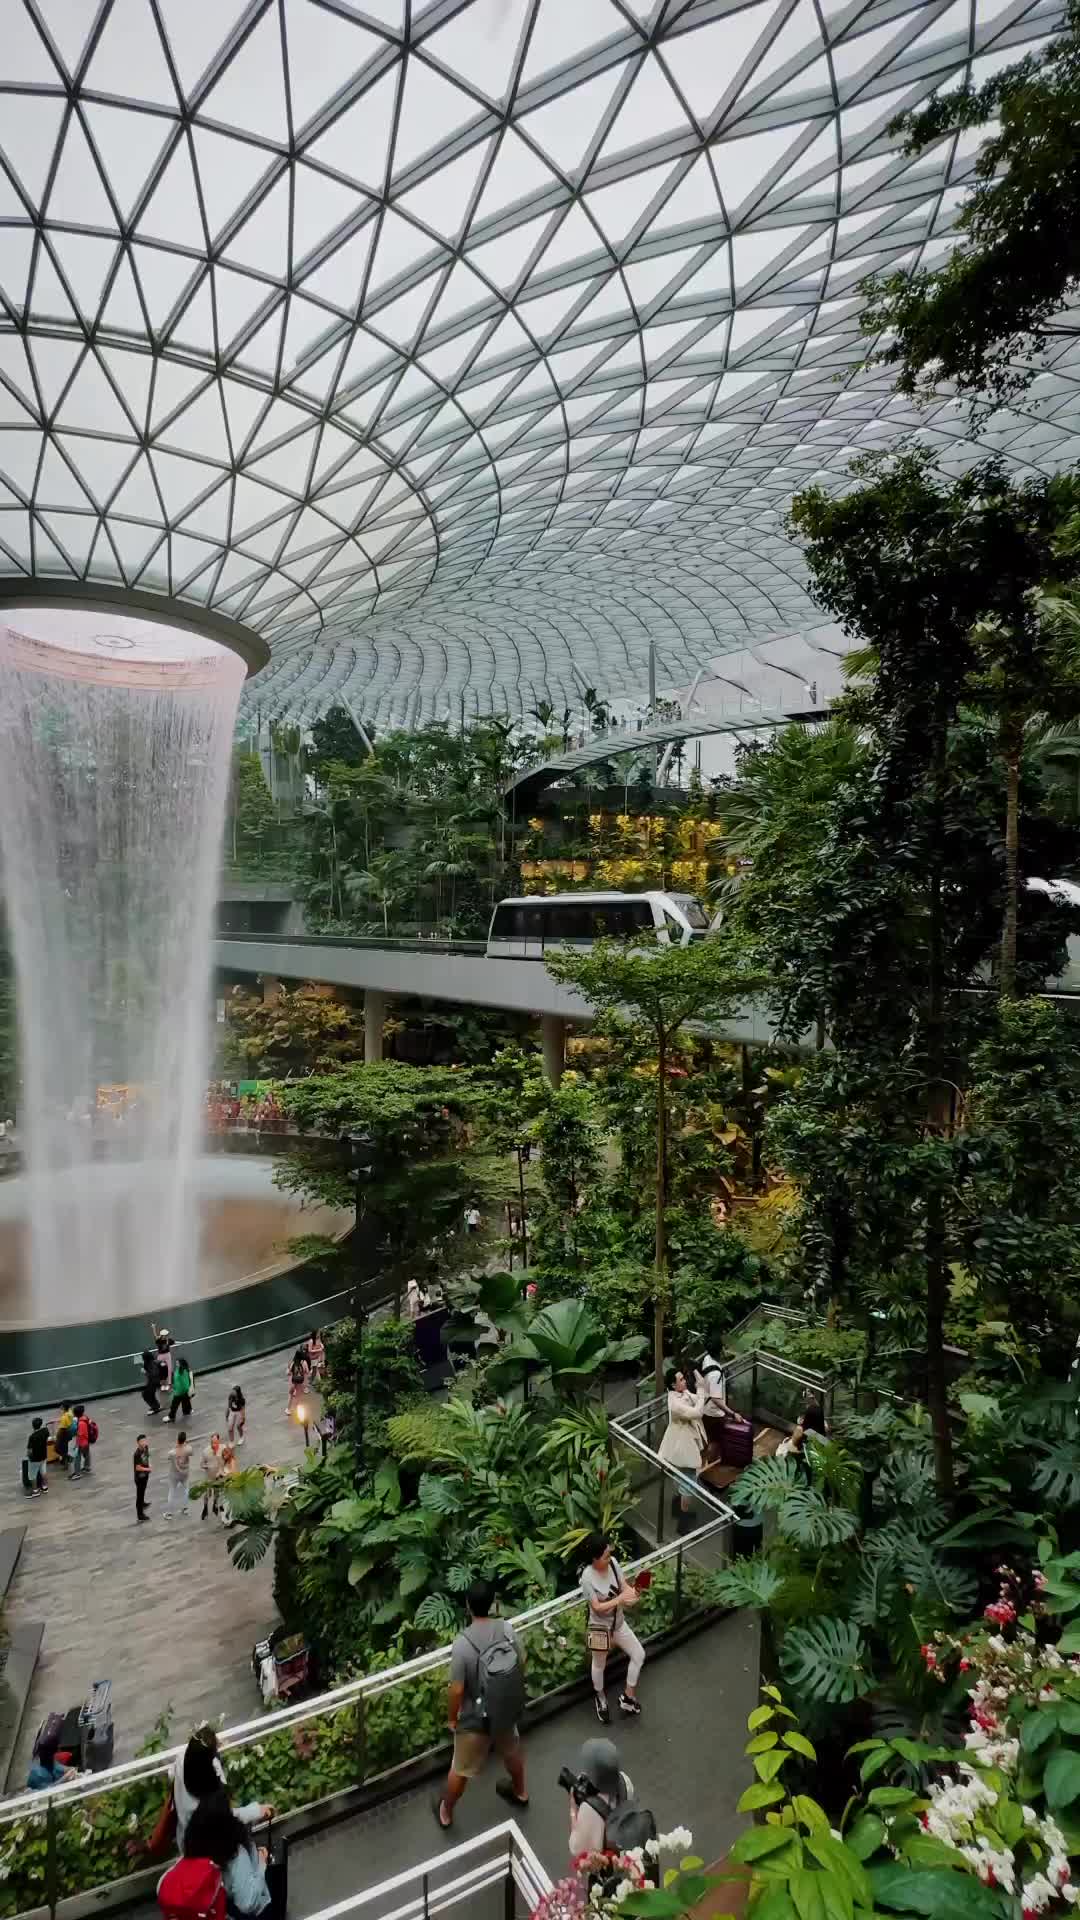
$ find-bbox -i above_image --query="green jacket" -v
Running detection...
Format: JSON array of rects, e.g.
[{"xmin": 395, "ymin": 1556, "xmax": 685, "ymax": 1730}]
[{"xmin": 173, "ymin": 1364, "xmax": 192, "ymax": 1396}]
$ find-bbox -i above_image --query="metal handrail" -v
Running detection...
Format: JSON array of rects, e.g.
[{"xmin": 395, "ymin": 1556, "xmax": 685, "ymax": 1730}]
[
  {"xmin": 0, "ymin": 1461, "xmax": 731, "ymax": 1822},
  {"xmin": 303, "ymin": 1821, "xmax": 551, "ymax": 1920},
  {"xmin": 219, "ymin": 932, "xmax": 488, "ymax": 956},
  {"xmin": 0, "ymin": 1287, "xmax": 357, "ymax": 1386}
]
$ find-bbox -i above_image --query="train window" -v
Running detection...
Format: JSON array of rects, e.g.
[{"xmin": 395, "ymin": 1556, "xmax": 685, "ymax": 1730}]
[
  {"xmin": 491, "ymin": 904, "xmax": 544, "ymax": 939},
  {"xmin": 490, "ymin": 905, "xmax": 515, "ymax": 938},
  {"xmin": 663, "ymin": 910, "xmax": 685, "ymax": 940},
  {"xmin": 544, "ymin": 902, "xmax": 592, "ymax": 941},
  {"xmin": 675, "ymin": 898, "xmax": 709, "ymax": 930},
  {"xmin": 628, "ymin": 899, "xmax": 654, "ymax": 929}
]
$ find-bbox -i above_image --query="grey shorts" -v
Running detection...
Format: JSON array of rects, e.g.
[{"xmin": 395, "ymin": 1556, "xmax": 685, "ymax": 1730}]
[{"xmin": 451, "ymin": 1727, "xmax": 521, "ymax": 1779}]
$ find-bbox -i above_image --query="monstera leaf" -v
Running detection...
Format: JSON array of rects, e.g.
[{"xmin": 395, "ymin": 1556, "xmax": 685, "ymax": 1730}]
[
  {"xmin": 781, "ymin": 1615, "xmax": 871, "ymax": 1704},
  {"xmin": 488, "ymin": 1298, "xmax": 645, "ymax": 1394}
]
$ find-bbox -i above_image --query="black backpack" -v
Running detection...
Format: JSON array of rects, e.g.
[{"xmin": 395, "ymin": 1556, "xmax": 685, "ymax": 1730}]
[
  {"xmin": 291, "ymin": 1358, "xmax": 306, "ymax": 1385},
  {"xmin": 584, "ymin": 1791, "xmax": 658, "ymax": 1854},
  {"xmin": 462, "ymin": 1624, "xmax": 525, "ymax": 1735}
]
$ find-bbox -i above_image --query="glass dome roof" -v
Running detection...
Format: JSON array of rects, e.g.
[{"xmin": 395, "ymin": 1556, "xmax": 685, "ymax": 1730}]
[{"xmin": 0, "ymin": 0, "xmax": 1072, "ymax": 724}]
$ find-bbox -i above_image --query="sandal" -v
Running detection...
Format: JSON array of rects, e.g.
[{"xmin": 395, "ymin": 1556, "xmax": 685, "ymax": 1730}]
[{"xmin": 433, "ymin": 1798, "xmax": 453, "ymax": 1832}]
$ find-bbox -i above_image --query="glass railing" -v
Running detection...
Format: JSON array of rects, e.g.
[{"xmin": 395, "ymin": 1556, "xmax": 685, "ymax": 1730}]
[
  {"xmin": 303, "ymin": 1819, "xmax": 552, "ymax": 1920},
  {"xmin": 0, "ymin": 1457, "xmax": 734, "ymax": 1918},
  {"xmin": 0, "ymin": 1287, "xmax": 356, "ymax": 1413},
  {"xmin": 724, "ymin": 1301, "xmax": 809, "ymax": 1354}
]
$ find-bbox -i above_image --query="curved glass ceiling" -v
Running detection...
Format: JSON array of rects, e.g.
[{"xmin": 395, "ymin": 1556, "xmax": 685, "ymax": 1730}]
[{"xmin": 0, "ymin": 0, "xmax": 1072, "ymax": 725}]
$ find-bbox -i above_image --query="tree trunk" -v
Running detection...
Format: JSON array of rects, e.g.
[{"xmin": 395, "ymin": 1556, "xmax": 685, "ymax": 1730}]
[
  {"xmin": 925, "ymin": 704, "xmax": 954, "ymax": 1497},
  {"xmin": 653, "ymin": 1025, "xmax": 668, "ymax": 1389},
  {"xmin": 1000, "ymin": 708, "xmax": 1022, "ymax": 999}
]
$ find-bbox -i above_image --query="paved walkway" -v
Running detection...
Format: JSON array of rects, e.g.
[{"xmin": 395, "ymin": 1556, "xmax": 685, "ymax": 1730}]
[
  {"xmin": 0, "ymin": 1349, "xmax": 312, "ymax": 1784},
  {"xmin": 128, "ymin": 1609, "xmax": 759, "ymax": 1919}
]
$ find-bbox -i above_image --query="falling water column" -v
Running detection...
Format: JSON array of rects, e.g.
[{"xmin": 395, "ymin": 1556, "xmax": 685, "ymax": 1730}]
[{"xmin": 0, "ymin": 613, "xmax": 246, "ymax": 1324}]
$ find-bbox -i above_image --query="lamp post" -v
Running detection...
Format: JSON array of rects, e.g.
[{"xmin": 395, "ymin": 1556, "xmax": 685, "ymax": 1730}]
[{"xmin": 347, "ymin": 1128, "xmax": 375, "ymax": 1487}]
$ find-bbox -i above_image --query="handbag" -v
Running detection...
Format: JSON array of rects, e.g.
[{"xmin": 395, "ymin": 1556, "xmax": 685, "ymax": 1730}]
[
  {"xmin": 586, "ymin": 1624, "xmax": 612, "ymax": 1653},
  {"xmin": 144, "ymin": 1788, "xmax": 177, "ymax": 1862}
]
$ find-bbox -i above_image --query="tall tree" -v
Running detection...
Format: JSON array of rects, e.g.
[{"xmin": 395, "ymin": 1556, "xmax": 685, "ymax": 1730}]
[
  {"xmin": 788, "ymin": 453, "xmax": 1080, "ymax": 1490},
  {"xmin": 861, "ymin": 4, "xmax": 1080, "ymax": 407},
  {"xmin": 545, "ymin": 938, "xmax": 752, "ymax": 1383}
]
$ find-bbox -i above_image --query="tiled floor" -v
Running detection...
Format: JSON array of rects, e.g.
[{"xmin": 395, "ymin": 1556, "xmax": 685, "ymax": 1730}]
[{"xmin": 0, "ymin": 1349, "xmax": 313, "ymax": 1785}]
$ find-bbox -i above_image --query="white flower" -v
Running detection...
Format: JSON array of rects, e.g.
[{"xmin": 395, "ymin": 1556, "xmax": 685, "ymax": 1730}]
[
  {"xmin": 1020, "ymin": 1872, "xmax": 1057, "ymax": 1914},
  {"xmin": 0, "ymin": 1863, "xmax": 10, "ymax": 1881},
  {"xmin": 1023, "ymin": 1807, "xmax": 1039, "ymax": 1826},
  {"xmin": 613, "ymin": 1880, "xmax": 635, "ymax": 1902},
  {"xmin": 643, "ymin": 1841, "xmax": 659, "ymax": 1859},
  {"xmin": 655, "ymin": 1827, "xmax": 692, "ymax": 1854}
]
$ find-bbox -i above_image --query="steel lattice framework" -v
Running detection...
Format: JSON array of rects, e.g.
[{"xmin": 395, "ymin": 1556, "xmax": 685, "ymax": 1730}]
[{"xmin": 0, "ymin": 0, "xmax": 1075, "ymax": 725}]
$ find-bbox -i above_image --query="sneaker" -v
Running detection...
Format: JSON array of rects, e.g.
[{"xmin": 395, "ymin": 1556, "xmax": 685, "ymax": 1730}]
[
  {"xmin": 594, "ymin": 1692, "xmax": 610, "ymax": 1724},
  {"xmin": 618, "ymin": 1693, "xmax": 641, "ymax": 1717}
]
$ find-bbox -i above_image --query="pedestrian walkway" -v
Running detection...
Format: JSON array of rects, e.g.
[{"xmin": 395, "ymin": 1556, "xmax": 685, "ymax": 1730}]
[
  {"xmin": 127, "ymin": 1610, "xmax": 758, "ymax": 1918},
  {"xmin": 0, "ymin": 1349, "xmax": 314, "ymax": 1784}
]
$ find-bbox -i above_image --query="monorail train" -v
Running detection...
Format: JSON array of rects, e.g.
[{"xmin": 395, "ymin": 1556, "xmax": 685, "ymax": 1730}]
[{"xmin": 486, "ymin": 890, "xmax": 710, "ymax": 957}]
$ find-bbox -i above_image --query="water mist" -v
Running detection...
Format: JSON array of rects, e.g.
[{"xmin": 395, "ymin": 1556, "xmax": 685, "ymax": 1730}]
[{"xmin": 0, "ymin": 610, "xmax": 245, "ymax": 1322}]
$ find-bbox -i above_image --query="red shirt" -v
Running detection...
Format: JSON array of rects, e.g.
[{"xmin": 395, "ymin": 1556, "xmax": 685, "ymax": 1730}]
[{"xmin": 76, "ymin": 1416, "xmax": 89, "ymax": 1448}]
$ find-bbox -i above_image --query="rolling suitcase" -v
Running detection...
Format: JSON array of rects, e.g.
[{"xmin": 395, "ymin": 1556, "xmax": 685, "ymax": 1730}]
[{"xmin": 79, "ymin": 1679, "xmax": 114, "ymax": 1771}]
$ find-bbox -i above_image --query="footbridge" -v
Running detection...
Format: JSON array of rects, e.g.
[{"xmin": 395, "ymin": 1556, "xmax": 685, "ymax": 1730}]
[{"xmin": 214, "ymin": 932, "xmax": 786, "ymax": 1080}]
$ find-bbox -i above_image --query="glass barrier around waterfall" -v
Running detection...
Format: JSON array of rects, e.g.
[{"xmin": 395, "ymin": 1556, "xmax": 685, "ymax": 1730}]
[{"xmin": 0, "ymin": 1476, "xmax": 734, "ymax": 1920}]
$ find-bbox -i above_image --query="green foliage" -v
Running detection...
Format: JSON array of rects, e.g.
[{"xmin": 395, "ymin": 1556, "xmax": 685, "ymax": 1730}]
[
  {"xmin": 222, "ymin": 984, "xmax": 366, "ymax": 1078},
  {"xmin": 861, "ymin": 6, "xmax": 1080, "ymax": 408},
  {"xmin": 228, "ymin": 750, "xmax": 275, "ymax": 860},
  {"xmin": 487, "ymin": 1295, "xmax": 646, "ymax": 1398}
]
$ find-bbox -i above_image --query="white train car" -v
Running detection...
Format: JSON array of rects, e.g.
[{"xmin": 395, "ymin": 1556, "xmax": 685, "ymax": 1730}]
[{"xmin": 486, "ymin": 890, "xmax": 709, "ymax": 957}]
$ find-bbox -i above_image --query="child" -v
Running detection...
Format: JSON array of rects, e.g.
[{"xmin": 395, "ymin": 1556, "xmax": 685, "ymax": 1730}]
[
  {"xmin": 54, "ymin": 1401, "xmax": 75, "ymax": 1471},
  {"xmin": 226, "ymin": 1382, "xmax": 246, "ymax": 1445}
]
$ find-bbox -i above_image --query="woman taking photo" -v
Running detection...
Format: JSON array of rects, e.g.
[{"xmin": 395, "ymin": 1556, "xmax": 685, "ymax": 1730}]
[{"xmin": 579, "ymin": 1532, "xmax": 644, "ymax": 1725}]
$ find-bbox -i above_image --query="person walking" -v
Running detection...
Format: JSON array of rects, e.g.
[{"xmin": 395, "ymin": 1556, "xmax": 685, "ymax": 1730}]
[
  {"xmin": 25, "ymin": 1417, "xmax": 48, "ymax": 1495},
  {"xmin": 134, "ymin": 1433, "xmax": 151, "ymax": 1522},
  {"xmin": 54, "ymin": 1401, "xmax": 75, "ymax": 1472},
  {"xmin": 140, "ymin": 1347, "xmax": 161, "ymax": 1416},
  {"xmin": 164, "ymin": 1429, "xmax": 192, "ymax": 1519},
  {"xmin": 168, "ymin": 1355, "xmax": 194, "ymax": 1424},
  {"xmin": 152, "ymin": 1326, "xmax": 176, "ymax": 1396},
  {"xmin": 200, "ymin": 1434, "xmax": 224, "ymax": 1520},
  {"xmin": 580, "ymin": 1532, "xmax": 645, "ymax": 1723},
  {"xmin": 436, "ymin": 1578, "xmax": 528, "ymax": 1832},
  {"xmin": 286, "ymin": 1348, "xmax": 309, "ymax": 1416},
  {"xmin": 305, "ymin": 1328, "xmax": 326, "ymax": 1381},
  {"xmin": 226, "ymin": 1383, "xmax": 246, "ymax": 1446},
  {"xmin": 71, "ymin": 1404, "xmax": 92, "ymax": 1480}
]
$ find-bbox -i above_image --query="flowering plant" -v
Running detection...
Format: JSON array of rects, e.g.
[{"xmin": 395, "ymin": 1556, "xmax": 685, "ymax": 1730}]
[{"xmin": 530, "ymin": 1829, "xmax": 719, "ymax": 1920}]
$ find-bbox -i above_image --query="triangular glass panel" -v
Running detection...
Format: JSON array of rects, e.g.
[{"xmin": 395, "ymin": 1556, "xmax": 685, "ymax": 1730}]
[
  {"xmin": 423, "ymin": 0, "xmax": 529, "ymax": 104},
  {"xmin": 427, "ymin": 257, "xmax": 491, "ymax": 328},
  {"xmin": 224, "ymin": 172, "xmax": 290, "ymax": 278},
  {"xmin": 85, "ymin": 0, "xmax": 178, "ymax": 107},
  {"xmin": 368, "ymin": 270, "xmax": 441, "ymax": 347},
  {"xmin": 53, "ymin": 351, "xmax": 134, "ymax": 435},
  {"xmin": 0, "ymin": 94, "xmax": 65, "ymax": 209},
  {"xmin": 37, "ymin": 441, "xmax": 91, "ymax": 514},
  {"xmin": 661, "ymin": 11, "xmax": 770, "ymax": 125},
  {"xmin": 33, "ymin": 522, "xmax": 77, "ymax": 576},
  {"xmin": 585, "ymin": 163, "xmax": 670, "ymax": 250},
  {"xmin": 137, "ymin": 138, "xmax": 206, "ymax": 250},
  {"xmin": 231, "ymin": 472, "xmax": 287, "ymax": 538},
  {"xmin": 397, "ymin": 139, "xmax": 492, "ymax": 241},
  {"xmin": 292, "ymin": 164, "xmax": 365, "ymax": 267},
  {"xmin": 519, "ymin": 68, "xmax": 625, "ymax": 176},
  {"xmin": 829, "ymin": 20, "xmax": 904, "ymax": 88},
  {"xmin": 180, "ymin": 475, "xmax": 231, "ymax": 539},
  {"xmin": 85, "ymin": 104, "xmax": 174, "ymax": 223},
  {"xmin": 716, "ymin": 125, "xmax": 796, "ymax": 217},
  {"xmin": 303, "ymin": 72, "xmax": 398, "ymax": 192},
  {"xmin": 366, "ymin": 206, "xmax": 438, "ymax": 297},
  {"xmin": 29, "ymin": 247, "xmax": 77, "ymax": 324},
  {"xmin": 741, "ymin": 0, "xmax": 825, "ymax": 101},
  {"xmin": 40, "ymin": 510, "xmax": 96, "ymax": 574},
  {"xmin": 234, "ymin": 303, "xmax": 286, "ymax": 378},
  {"xmin": 598, "ymin": 52, "xmax": 690, "ymax": 161},
  {"xmin": 98, "ymin": 251, "xmax": 147, "ymax": 334},
  {"xmin": 170, "ymin": 531, "xmax": 221, "ymax": 589},
  {"xmin": 468, "ymin": 213, "xmax": 550, "ymax": 291},
  {"xmin": 393, "ymin": 55, "xmax": 477, "ymax": 174},
  {"xmin": 298, "ymin": 221, "xmax": 377, "ymax": 312},
  {"xmin": 151, "ymin": 448, "xmax": 214, "ymax": 521},
  {"xmin": 283, "ymin": 0, "xmax": 384, "ymax": 133},
  {"xmin": 733, "ymin": 225, "xmax": 798, "ymax": 289},
  {"xmin": 246, "ymin": 425, "xmax": 319, "ymax": 492},
  {"xmin": 519, "ymin": 0, "xmax": 622, "ymax": 87},
  {"xmin": 212, "ymin": 265, "xmax": 274, "ymax": 349},
  {"xmin": 315, "ymin": 478, "xmax": 380, "ymax": 531},
  {"xmin": 199, "ymin": 7, "xmax": 288, "ymax": 144},
  {"xmin": 0, "ymin": 337, "xmax": 38, "ymax": 420},
  {"xmin": 189, "ymin": 126, "xmax": 275, "ymax": 241},
  {"xmin": 470, "ymin": 128, "xmax": 554, "ymax": 229},
  {"xmin": 517, "ymin": 281, "xmax": 584, "ymax": 342},
  {"xmin": 291, "ymin": 336, "xmax": 347, "ymax": 406},
  {"xmin": 219, "ymin": 378, "xmax": 267, "ymax": 457},
  {"xmin": 0, "ymin": 429, "xmax": 40, "ymax": 497},
  {"xmin": 7, "ymin": 5, "xmax": 61, "ymax": 83},
  {"xmin": 623, "ymin": 246, "xmax": 699, "ymax": 313},
  {"xmin": 46, "ymin": 114, "xmax": 115, "ymax": 228},
  {"xmin": 0, "ymin": 507, "xmax": 32, "ymax": 568},
  {"xmin": 160, "ymin": 383, "xmax": 231, "ymax": 464},
  {"xmin": 155, "ymin": 0, "xmax": 252, "ymax": 100},
  {"xmin": 0, "ymin": 228, "xmax": 34, "ymax": 312},
  {"xmin": 336, "ymin": 328, "xmax": 395, "ymax": 401},
  {"xmin": 58, "ymin": 432, "xmax": 138, "ymax": 508},
  {"xmin": 131, "ymin": 243, "xmax": 198, "ymax": 334},
  {"xmin": 51, "ymin": 234, "xmax": 118, "ymax": 321},
  {"xmin": 28, "ymin": 337, "xmax": 82, "ymax": 417},
  {"xmin": 532, "ymin": 203, "xmax": 603, "ymax": 281},
  {"xmin": 282, "ymin": 292, "xmax": 340, "ymax": 372},
  {"xmin": 418, "ymin": 317, "xmax": 489, "ymax": 385}
]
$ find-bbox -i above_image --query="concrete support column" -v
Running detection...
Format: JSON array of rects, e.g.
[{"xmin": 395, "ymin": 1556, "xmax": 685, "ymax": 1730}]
[
  {"xmin": 262, "ymin": 974, "xmax": 281, "ymax": 1006},
  {"xmin": 541, "ymin": 1014, "xmax": 566, "ymax": 1087},
  {"xmin": 365, "ymin": 989, "xmax": 388, "ymax": 1065}
]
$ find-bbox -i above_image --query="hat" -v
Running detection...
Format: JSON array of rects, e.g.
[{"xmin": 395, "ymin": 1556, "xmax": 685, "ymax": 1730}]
[{"xmin": 578, "ymin": 1739, "xmax": 625, "ymax": 1799}]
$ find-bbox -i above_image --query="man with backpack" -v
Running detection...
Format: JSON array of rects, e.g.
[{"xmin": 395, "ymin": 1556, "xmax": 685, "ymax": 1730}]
[{"xmin": 436, "ymin": 1578, "xmax": 528, "ymax": 1831}]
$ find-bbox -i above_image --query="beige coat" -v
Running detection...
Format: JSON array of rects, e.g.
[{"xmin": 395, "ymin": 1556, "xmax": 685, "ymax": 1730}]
[{"xmin": 657, "ymin": 1387, "xmax": 707, "ymax": 1471}]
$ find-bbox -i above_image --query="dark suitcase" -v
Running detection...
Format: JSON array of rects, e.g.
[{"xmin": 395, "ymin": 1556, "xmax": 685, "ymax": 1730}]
[
  {"xmin": 720, "ymin": 1417, "xmax": 754, "ymax": 1467},
  {"xmin": 79, "ymin": 1680, "xmax": 114, "ymax": 1771}
]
